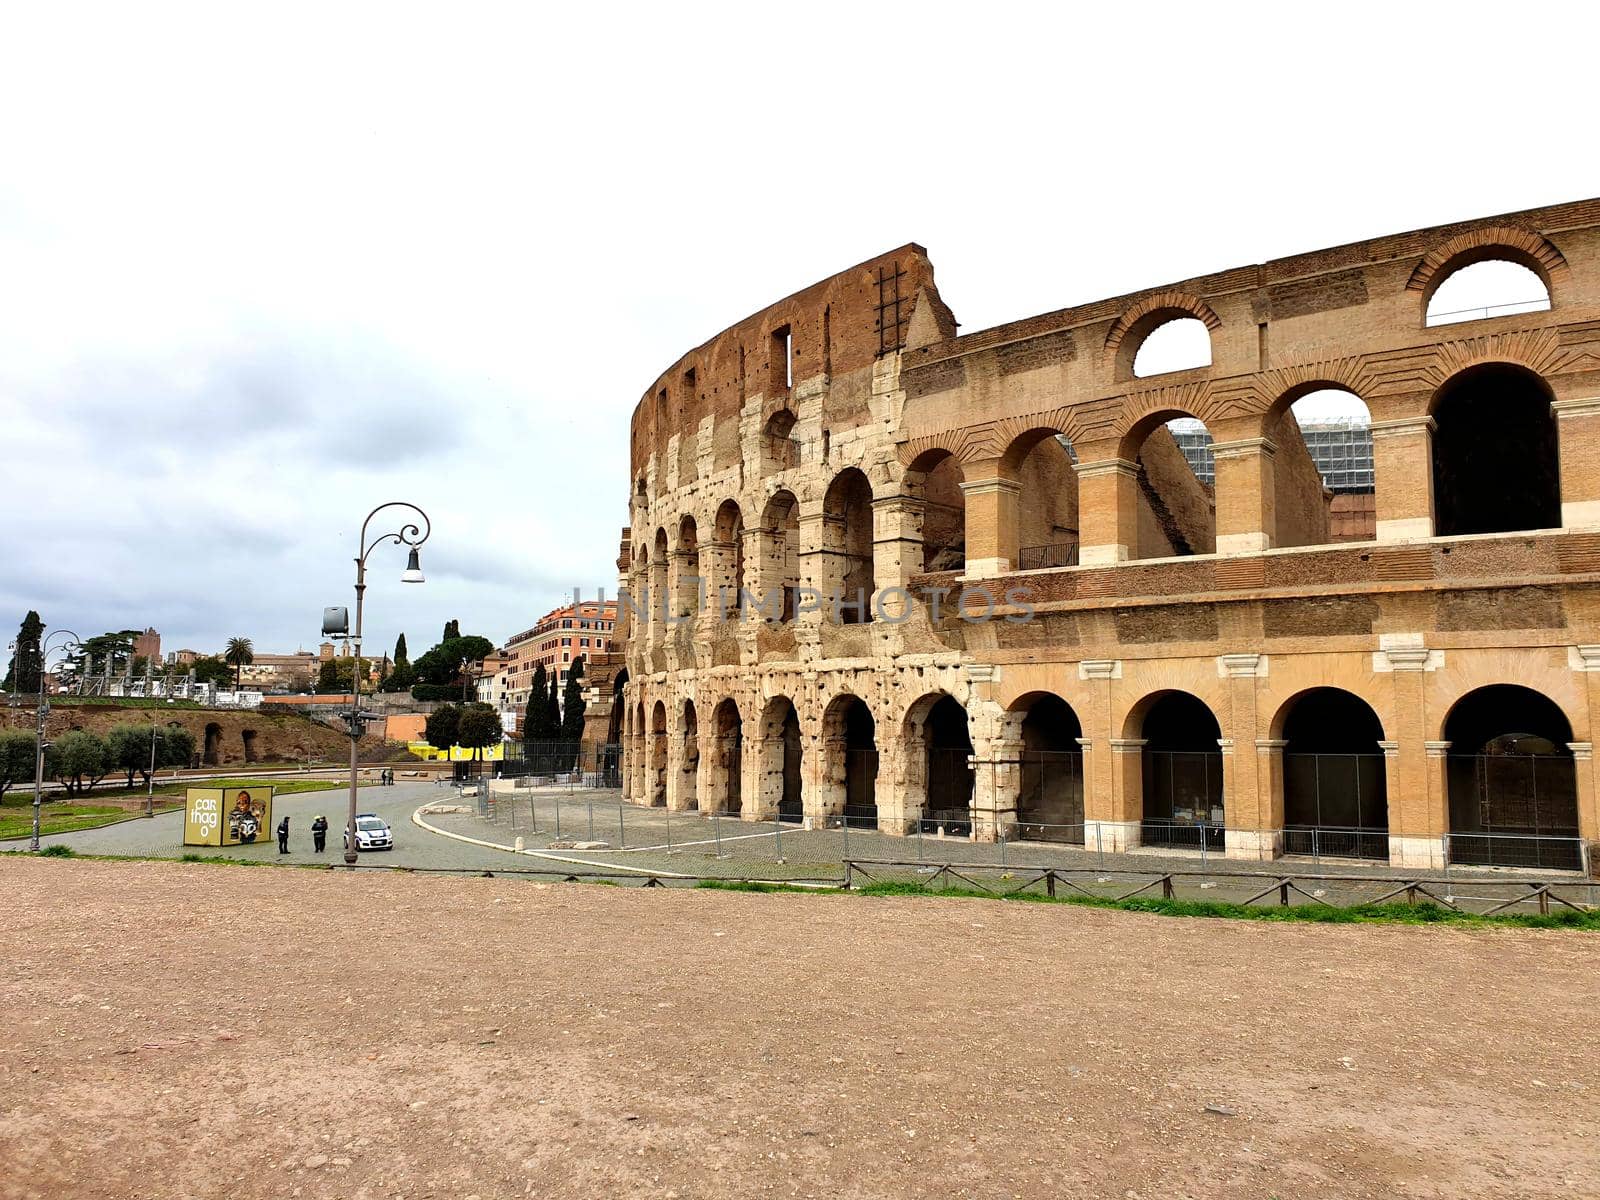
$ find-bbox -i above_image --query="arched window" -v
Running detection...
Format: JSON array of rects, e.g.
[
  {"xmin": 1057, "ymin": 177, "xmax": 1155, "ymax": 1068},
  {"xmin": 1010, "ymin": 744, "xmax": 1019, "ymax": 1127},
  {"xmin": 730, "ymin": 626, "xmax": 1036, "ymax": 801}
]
[
  {"xmin": 1002, "ymin": 431, "xmax": 1079, "ymax": 570},
  {"xmin": 1445, "ymin": 685, "xmax": 1579, "ymax": 870},
  {"xmin": 763, "ymin": 409, "xmax": 799, "ymax": 471},
  {"xmin": 712, "ymin": 500, "xmax": 745, "ymax": 617},
  {"xmin": 675, "ymin": 516, "xmax": 699, "ymax": 619},
  {"xmin": 822, "ymin": 468, "xmax": 876, "ymax": 624},
  {"xmin": 1132, "ymin": 317, "xmax": 1212, "ymax": 378},
  {"xmin": 1007, "ymin": 693, "xmax": 1084, "ymax": 841},
  {"xmin": 1431, "ymin": 364, "xmax": 1559, "ymax": 536},
  {"xmin": 1122, "ymin": 414, "xmax": 1216, "ymax": 559},
  {"xmin": 1277, "ymin": 688, "xmax": 1388, "ymax": 859},
  {"xmin": 1135, "ymin": 691, "xmax": 1223, "ymax": 849},
  {"xmin": 906, "ymin": 450, "xmax": 966, "ymax": 572},
  {"xmin": 822, "ymin": 694, "xmax": 878, "ymax": 828},
  {"xmin": 1276, "ymin": 387, "xmax": 1375, "ymax": 546},
  {"xmin": 1426, "ymin": 259, "xmax": 1551, "ymax": 327},
  {"xmin": 759, "ymin": 491, "xmax": 800, "ymax": 623}
]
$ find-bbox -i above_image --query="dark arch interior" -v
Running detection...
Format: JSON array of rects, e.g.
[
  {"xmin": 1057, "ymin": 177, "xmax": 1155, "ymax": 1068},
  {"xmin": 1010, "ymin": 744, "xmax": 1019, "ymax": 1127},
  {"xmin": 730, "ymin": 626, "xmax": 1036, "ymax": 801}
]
[
  {"xmin": 1431, "ymin": 365, "xmax": 1559, "ymax": 537},
  {"xmin": 1016, "ymin": 694, "xmax": 1084, "ymax": 838},
  {"xmin": 778, "ymin": 701, "xmax": 802, "ymax": 820},
  {"xmin": 715, "ymin": 700, "xmax": 742, "ymax": 815},
  {"xmin": 680, "ymin": 701, "xmax": 699, "ymax": 811},
  {"xmin": 203, "ymin": 722, "xmax": 222, "ymax": 767},
  {"xmin": 1444, "ymin": 685, "xmax": 1578, "ymax": 869},
  {"xmin": 1139, "ymin": 692, "xmax": 1223, "ymax": 847},
  {"xmin": 838, "ymin": 698, "xmax": 878, "ymax": 822},
  {"xmin": 1280, "ymin": 688, "xmax": 1389, "ymax": 857},
  {"xmin": 240, "ymin": 729, "xmax": 258, "ymax": 763},
  {"xmin": 649, "ymin": 702, "xmax": 667, "ymax": 807},
  {"xmin": 824, "ymin": 469, "xmax": 876, "ymax": 624},
  {"xmin": 925, "ymin": 696, "xmax": 973, "ymax": 822}
]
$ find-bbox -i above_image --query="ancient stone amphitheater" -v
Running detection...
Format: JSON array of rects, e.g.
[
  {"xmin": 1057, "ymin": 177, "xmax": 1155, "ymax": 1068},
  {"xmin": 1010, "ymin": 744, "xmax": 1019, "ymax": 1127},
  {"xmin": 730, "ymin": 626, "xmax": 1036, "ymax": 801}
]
[{"xmin": 612, "ymin": 198, "xmax": 1600, "ymax": 872}]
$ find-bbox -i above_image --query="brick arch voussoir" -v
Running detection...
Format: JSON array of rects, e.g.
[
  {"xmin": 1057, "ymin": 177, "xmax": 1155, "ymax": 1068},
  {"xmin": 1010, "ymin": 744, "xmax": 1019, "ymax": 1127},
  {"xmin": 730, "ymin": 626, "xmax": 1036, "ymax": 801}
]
[
  {"xmin": 1112, "ymin": 381, "xmax": 1220, "ymax": 445},
  {"xmin": 1406, "ymin": 224, "xmax": 1569, "ymax": 295},
  {"xmin": 1105, "ymin": 289, "xmax": 1223, "ymax": 353}
]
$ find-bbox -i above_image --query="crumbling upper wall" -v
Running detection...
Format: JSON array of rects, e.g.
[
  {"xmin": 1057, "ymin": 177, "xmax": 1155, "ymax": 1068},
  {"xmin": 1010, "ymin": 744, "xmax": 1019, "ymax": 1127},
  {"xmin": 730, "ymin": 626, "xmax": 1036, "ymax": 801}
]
[{"xmin": 629, "ymin": 245, "xmax": 944, "ymax": 487}]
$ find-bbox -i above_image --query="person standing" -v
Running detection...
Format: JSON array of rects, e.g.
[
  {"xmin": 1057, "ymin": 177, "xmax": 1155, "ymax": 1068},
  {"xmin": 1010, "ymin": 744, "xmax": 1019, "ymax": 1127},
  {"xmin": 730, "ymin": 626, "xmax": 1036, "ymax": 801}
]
[
  {"xmin": 276, "ymin": 815, "xmax": 290, "ymax": 854},
  {"xmin": 311, "ymin": 814, "xmax": 328, "ymax": 853}
]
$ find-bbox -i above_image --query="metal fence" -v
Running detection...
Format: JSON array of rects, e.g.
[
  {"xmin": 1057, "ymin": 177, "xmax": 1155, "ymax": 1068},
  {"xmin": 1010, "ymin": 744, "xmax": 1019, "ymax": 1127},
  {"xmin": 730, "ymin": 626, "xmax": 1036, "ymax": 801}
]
[
  {"xmin": 498, "ymin": 742, "xmax": 621, "ymax": 789},
  {"xmin": 1447, "ymin": 753, "xmax": 1581, "ymax": 870},
  {"xmin": 1017, "ymin": 542, "xmax": 1080, "ymax": 571},
  {"xmin": 1141, "ymin": 750, "xmax": 1225, "ymax": 848}
]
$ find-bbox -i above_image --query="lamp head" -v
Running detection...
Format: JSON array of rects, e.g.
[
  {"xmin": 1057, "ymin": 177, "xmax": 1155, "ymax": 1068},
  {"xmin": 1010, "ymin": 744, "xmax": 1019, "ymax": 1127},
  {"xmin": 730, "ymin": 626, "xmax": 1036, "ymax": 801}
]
[{"xmin": 401, "ymin": 548, "xmax": 425, "ymax": 584}]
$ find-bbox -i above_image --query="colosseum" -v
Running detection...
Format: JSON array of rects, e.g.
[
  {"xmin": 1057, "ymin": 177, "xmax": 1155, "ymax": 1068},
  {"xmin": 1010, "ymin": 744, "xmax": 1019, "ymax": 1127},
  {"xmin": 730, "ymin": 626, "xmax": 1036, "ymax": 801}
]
[{"xmin": 612, "ymin": 198, "xmax": 1600, "ymax": 873}]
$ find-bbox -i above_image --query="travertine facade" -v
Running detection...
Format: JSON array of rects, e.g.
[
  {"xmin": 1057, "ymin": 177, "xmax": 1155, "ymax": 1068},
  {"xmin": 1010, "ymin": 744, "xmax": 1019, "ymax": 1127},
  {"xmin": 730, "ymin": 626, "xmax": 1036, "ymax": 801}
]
[{"xmin": 616, "ymin": 200, "xmax": 1600, "ymax": 871}]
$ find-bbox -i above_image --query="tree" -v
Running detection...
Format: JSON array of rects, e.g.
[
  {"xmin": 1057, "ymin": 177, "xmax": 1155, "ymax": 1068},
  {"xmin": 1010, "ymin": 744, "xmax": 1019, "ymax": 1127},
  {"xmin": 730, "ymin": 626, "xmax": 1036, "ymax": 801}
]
[
  {"xmin": 104, "ymin": 724, "xmax": 194, "ymax": 789},
  {"xmin": 442, "ymin": 619, "xmax": 460, "ymax": 642},
  {"xmin": 47, "ymin": 730, "xmax": 111, "ymax": 797},
  {"xmin": 223, "ymin": 637, "xmax": 255, "ymax": 689},
  {"xmin": 425, "ymin": 704, "xmax": 461, "ymax": 752},
  {"xmin": 548, "ymin": 672, "xmax": 561, "ymax": 737},
  {"xmin": 317, "ymin": 658, "xmax": 356, "ymax": 693},
  {"xmin": 6, "ymin": 611, "xmax": 43, "ymax": 695},
  {"xmin": 394, "ymin": 632, "xmax": 409, "ymax": 666},
  {"xmin": 380, "ymin": 659, "xmax": 415, "ymax": 693},
  {"xmin": 411, "ymin": 635, "xmax": 494, "ymax": 688},
  {"xmin": 190, "ymin": 656, "xmax": 234, "ymax": 687},
  {"xmin": 73, "ymin": 631, "xmax": 140, "ymax": 678},
  {"xmin": 561, "ymin": 657, "xmax": 587, "ymax": 743},
  {"xmin": 524, "ymin": 664, "xmax": 551, "ymax": 742},
  {"xmin": 457, "ymin": 703, "xmax": 504, "ymax": 761},
  {"xmin": 0, "ymin": 728, "xmax": 37, "ymax": 800}
]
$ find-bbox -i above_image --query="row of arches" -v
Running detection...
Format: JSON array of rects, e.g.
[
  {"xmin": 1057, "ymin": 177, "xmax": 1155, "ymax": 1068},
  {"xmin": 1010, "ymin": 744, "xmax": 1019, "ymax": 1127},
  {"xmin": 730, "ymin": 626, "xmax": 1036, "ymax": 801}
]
[
  {"xmin": 621, "ymin": 682, "xmax": 1582, "ymax": 867},
  {"xmin": 634, "ymin": 362, "xmax": 1565, "ymax": 616}
]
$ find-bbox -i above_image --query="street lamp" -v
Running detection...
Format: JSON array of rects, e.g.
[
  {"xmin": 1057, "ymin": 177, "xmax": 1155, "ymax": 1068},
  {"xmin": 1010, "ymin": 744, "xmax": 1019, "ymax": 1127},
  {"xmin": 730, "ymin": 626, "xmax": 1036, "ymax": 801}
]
[
  {"xmin": 146, "ymin": 707, "xmax": 182, "ymax": 818},
  {"xmin": 340, "ymin": 502, "xmax": 429, "ymax": 865},
  {"xmin": 30, "ymin": 629, "xmax": 81, "ymax": 852}
]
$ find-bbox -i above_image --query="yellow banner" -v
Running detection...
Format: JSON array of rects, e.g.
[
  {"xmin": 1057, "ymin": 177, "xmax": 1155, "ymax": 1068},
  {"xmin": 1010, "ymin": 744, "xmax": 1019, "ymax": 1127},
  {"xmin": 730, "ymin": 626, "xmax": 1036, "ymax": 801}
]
[{"xmin": 184, "ymin": 786, "xmax": 275, "ymax": 846}]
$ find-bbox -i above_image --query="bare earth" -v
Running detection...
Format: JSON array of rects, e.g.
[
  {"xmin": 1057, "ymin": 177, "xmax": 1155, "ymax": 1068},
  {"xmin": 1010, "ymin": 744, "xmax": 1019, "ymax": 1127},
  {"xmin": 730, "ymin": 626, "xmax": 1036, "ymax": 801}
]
[{"xmin": 0, "ymin": 859, "xmax": 1596, "ymax": 1200}]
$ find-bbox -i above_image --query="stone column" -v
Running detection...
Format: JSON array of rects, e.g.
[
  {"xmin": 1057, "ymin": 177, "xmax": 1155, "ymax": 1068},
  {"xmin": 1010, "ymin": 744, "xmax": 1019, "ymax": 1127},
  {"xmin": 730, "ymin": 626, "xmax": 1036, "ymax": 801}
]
[
  {"xmin": 953, "ymin": 455, "xmax": 1015, "ymax": 578},
  {"xmin": 1075, "ymin": 458, "xmax": 1139, "ymax": 565},
  {"xmin": 1100, "ymin": 737, "xmax": 1146, "ymax": 851},
  {"xmin": 1219, "ymin": 653, "xmax": 1275, "ymax": 860},
  {"xmin": 1255, "ymin": 737, "xmax": 1288, "ymax": 848},
  {"xmin": 1211, "ymin": 438, "xmax": 1277, "ymax": 554},
  {"xmin": 970, "ymin": 738, "xmax": 1014, "ymax": 842},
  {"xmin": 872, "ymin": 493, "xmax": 924, "ymax": 607},
  {"xmin": 1553, "ymin": 397, "xmax": 1600, "ymax": 529},
  {"xmin": 1567, "ymin": 742, "xmax": 1596, "ymax": 874},
  {"xmin": 742, "ymin": 735, "xmax": 777, "ymax": 821},
  {"xmin": 1370, "ymin": 415, "xmax": 1436, "ymax": 542}
]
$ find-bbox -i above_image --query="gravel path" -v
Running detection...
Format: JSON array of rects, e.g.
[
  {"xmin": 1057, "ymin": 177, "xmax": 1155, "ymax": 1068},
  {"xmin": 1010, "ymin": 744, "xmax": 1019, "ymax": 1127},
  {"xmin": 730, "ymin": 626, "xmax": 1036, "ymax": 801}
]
[{"xmin": 0, "ymin": 857, "xmax": 1595, "ymax": 1199}]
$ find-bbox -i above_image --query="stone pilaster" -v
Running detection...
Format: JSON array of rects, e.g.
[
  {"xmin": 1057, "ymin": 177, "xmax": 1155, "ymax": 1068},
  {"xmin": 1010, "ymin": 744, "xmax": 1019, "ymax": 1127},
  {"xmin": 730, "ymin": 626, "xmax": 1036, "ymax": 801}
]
[
  {"xmin": 1211, "ymin": 437, "xmax": 1277, "ymax": 554},
  {"xmin": 1075, "ymin": 458, "xmax": 1139, "ymax": 565},
  {"xmin": 1370, "ymin": 414, "xmax": 1435, "ymax": 541},
  {"xmin": 1552, "ymin": 397, "xmax": 1600, "ymax": 529}
]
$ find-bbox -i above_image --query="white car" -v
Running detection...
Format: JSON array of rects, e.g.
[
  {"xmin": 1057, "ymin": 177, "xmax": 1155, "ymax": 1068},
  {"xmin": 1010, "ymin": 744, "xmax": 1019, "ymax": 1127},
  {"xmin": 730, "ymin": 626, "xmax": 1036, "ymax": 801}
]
[{"xmin": 344, "ymin": 814, "xmax": 394, "ymax": 851}]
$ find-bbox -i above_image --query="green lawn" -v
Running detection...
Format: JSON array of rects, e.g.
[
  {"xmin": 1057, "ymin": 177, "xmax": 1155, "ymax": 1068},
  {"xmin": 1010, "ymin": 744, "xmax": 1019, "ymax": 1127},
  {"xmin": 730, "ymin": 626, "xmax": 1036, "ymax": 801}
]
[{"xmin": 0, "ymin": 800, "xmax": 169, "ymax": 840}]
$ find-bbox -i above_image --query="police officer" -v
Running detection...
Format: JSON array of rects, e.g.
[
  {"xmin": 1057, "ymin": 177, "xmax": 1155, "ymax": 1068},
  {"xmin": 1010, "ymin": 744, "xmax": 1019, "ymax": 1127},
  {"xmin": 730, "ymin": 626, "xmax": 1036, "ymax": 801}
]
[
  {"xmin": 276, "ymin": 815, "xmax": 290, "ymax": 854},
  {"xmin": 311, "ymin": 814, "xmax": 329, "ymax": 853}
]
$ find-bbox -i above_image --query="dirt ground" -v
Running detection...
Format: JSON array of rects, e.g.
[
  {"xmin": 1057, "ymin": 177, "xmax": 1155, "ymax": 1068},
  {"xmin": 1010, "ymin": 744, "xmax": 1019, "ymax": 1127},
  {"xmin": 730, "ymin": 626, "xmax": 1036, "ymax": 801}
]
[{"xmin": 0, "ymin": 859, "xmax": 1596, "ymax": 1200}]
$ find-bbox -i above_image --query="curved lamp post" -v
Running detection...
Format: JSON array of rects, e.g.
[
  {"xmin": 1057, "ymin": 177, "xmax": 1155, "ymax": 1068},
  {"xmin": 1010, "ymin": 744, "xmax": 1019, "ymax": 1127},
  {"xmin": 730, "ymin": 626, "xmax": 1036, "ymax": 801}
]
[
  {"xmin": 31, "ymin": 629, "xmax": 82, "ymax": 851},
  {"xmin": 344, "ymin": 502, "xmax": 429, "ymax": 865}
]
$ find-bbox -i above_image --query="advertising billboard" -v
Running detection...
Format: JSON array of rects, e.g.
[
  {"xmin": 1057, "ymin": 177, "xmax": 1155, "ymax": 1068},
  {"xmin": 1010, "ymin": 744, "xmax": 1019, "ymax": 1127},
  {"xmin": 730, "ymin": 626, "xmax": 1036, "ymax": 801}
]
[{"xmin": 184, "ymin": 786, "xmax": 275, "ymax": 847}]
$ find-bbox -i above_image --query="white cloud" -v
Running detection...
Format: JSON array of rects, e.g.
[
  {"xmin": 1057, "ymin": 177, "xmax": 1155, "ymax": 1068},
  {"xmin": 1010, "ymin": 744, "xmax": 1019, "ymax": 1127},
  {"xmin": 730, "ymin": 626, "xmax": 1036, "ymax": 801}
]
[{"xmin": 1, "ymin": 0, "xmax": 1593, "ymax": 655}]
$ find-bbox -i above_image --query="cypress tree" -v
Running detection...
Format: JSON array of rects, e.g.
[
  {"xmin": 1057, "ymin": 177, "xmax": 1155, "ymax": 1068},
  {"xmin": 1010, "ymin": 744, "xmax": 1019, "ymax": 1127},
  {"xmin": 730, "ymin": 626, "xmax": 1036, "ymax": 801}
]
[
  {"xmin": 393, "ymin": 632, "xmax": 408, "ymax": 666},
  {"xmin": 525, "ymin": 663, "xmax": 550, "ymax": 743},
  {"xmin": 561, "ymin": 658, "xmax": 587, "ymax": 743},
  {"xmin": 549, "ymin": 671, "xmax": 562, "ymax": 739},
  {"xmin": 8, "ymin": 611, "xmax": 43, "ymax": 695}
]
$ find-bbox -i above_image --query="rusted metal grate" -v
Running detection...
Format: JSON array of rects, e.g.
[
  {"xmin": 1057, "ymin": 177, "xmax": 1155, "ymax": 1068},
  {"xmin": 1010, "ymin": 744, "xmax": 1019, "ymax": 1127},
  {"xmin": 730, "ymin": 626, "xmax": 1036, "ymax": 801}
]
[{"xmin": 875, "ymin": 262, "xmax": 908, "ymax": 356}]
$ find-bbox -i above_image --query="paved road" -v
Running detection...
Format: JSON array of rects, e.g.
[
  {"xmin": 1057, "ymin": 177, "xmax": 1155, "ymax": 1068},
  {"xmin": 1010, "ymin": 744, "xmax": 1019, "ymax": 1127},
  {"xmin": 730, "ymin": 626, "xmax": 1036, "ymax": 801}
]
[{"xmin": 19, "ymin": 781, "xmax": 513, "ymax": 871}]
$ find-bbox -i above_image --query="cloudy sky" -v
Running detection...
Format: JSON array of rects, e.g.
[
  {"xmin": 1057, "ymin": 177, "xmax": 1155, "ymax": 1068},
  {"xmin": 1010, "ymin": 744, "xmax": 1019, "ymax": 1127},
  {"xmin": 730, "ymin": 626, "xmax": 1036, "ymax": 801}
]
[{"xmin": 1, "ymin": 2, "xmax": 1593, "ymax": 662}]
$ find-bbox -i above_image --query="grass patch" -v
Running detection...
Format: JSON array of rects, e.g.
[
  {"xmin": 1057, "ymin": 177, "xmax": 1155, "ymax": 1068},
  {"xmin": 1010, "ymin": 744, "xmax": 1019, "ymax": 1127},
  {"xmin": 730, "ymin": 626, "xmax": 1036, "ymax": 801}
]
[
  {"xmin": 0, "ymin": 801, "xmax": 167, "ymax": 840},
  {"xmin": 37, "ymin": 843, "xmax": 76, "ymax": 857},
  {"xmin": 850, "ymin": 880, "xmax": 1600, "ymax": 930},
  {"xmin": 695, "ymin": 878, "xmax": 834, "ymax": 895}
]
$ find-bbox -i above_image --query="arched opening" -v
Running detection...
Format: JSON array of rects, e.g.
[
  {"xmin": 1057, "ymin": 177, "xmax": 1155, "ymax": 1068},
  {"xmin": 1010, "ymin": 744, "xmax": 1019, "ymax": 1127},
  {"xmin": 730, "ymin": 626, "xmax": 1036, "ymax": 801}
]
[
  {"xmin": 763, "ymin": 408, "xmax": 799, "ymax": 471},
  {"xmin": 1277, "ymin": 688, "xmax": 1388, "ymax": 859},
  {"xmin": 1431, "ymin": 364, "xmax": 1559, "ymax": 537},
  {"xmin": 758, "ymin": 490, "xmax": 800, "ymax": 623},
  {"xmin": 712, "ymin": 500, "xmax": 745, "ymax": 616},
  {"xmin": 823, "ymin": 468, "xmax": 876, "ymax": 624},
  {"xmin": 709, "ymin": 698, "xmax": 742, "ymax": 816},
  {"xmin": 1008, "ymin": 693, "xmax": 1084, "ymax": 842},
  {"xmin": 604, "ymin": 669, "xmax": 628, "ymax": 787},
  {"xmin": 1002, "ymin": 431, "xmax": 1080, "ymax": 570},
  {"xmin": 631, "ymin": 700, "xmax": 646, "ymax": 801},
  {"xmin": 650, "ymin": 529, "xmax": 669, "ymax": 626},
  {"xmin": 649, "ymin": 700, "xmax": 668, "ymax": 807},
  {"xmin": 1136, "ymin": 691, "xmax": 1224, "ymax": 849},
  {"xmin": 906, "ymin": 694, "xmax": 973, "ymax": 833},
  {"xmin": 1426, "ymin": 258, "xmax": 1551, "ymax": 327},
  {"xmin": 1445, "ymin": 685, "xmax": 1580, "ymax": 870},
  {"xmin": 240, "ymin": 729, "xmax": 258, "ymax": 763},
  {"xmin": 822, "ymin": 694, "xmax": 878, "ymax": 828},
  {"xmin": 1122, "ymin": 413, "xmax": 1216, "ymax": 560},
  {"xmin": 1132, "ymin": 316, "xmax": 1212, "ymax": 378},
  {"xmin": 1270, "ymin": 387, "xmax": 1375, "ymax": 546},
  {"xmin": 675, "ymin": 516, "xmax": 700, "ymax": 619},
  {"xmin": 203, "ymin": 722, "xmax": 222, "ymax": 767},
  {"xmin": 759, "ymin": 696, "xmax": 803, "ymax": 821},
  {"xmin": 678, "ymin": 700, "xmax": 699, "ymax": 811},
  {"xmin": 907, "ymin": 450, "xmax": 966, "ymax": 573}
]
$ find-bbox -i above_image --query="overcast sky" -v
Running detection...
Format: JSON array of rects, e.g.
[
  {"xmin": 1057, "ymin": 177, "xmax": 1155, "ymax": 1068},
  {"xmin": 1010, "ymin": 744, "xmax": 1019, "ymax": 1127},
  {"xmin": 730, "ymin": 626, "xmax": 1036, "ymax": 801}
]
[{"xmin": 1, "ymin": 2, "xmax": 1594, "ymax": 661}]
